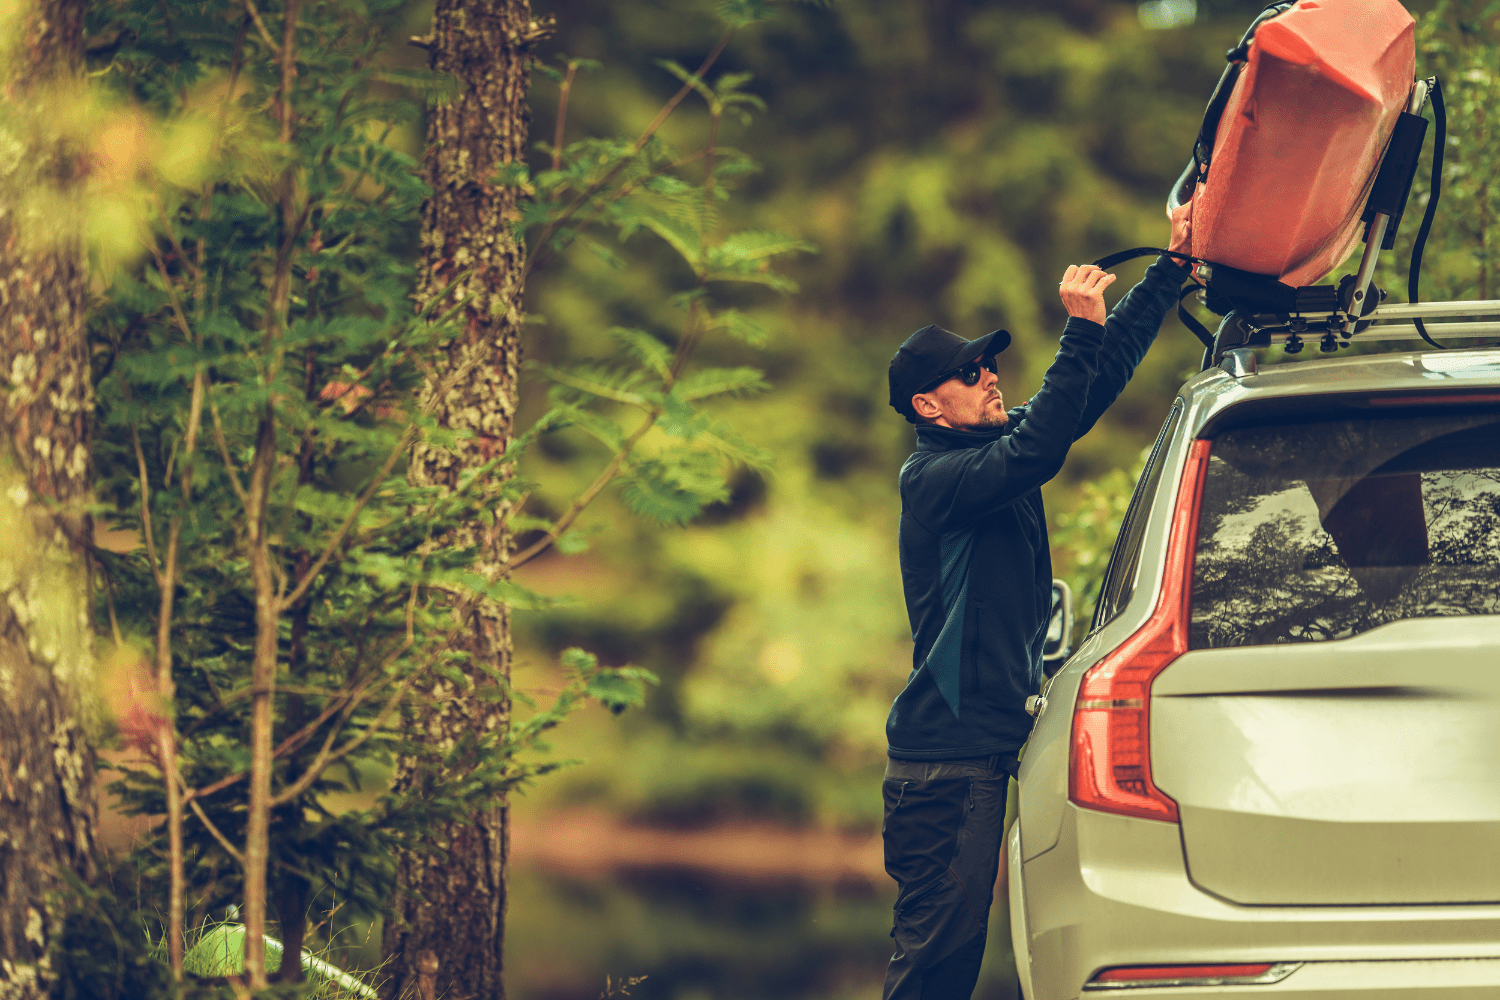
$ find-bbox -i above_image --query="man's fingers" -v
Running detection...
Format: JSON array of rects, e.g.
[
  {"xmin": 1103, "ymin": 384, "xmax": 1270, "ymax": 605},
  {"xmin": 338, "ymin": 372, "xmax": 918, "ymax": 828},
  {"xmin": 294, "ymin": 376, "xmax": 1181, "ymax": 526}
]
[{"xmin": 1061, "ymin": 264, "xmax": 1079, "ymax": 286}]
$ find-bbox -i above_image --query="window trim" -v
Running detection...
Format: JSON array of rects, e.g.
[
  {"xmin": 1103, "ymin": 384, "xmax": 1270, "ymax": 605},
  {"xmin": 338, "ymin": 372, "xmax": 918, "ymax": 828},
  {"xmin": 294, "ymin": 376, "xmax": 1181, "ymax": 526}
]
[{"xmin": 1090, "ymin": 400, "xmax": 1184, "ymax": 634}]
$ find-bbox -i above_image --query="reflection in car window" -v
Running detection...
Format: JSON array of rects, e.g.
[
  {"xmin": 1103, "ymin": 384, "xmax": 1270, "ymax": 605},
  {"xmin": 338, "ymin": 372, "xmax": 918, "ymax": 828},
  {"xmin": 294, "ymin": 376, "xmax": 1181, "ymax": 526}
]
[
  {"xmin": 1191, "ymin": 412, "xmax": 1500, "ymax": 648},
  {"xmin": 1092, "ymin": 402, "xmax": 1182, "ymax": 631}
]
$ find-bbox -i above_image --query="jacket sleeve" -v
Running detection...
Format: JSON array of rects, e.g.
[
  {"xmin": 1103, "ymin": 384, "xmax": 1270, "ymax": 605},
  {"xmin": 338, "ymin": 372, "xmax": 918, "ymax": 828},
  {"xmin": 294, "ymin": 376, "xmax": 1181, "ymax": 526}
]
[
  {"xmin": 902, "ymin": 316, "xmax": 1106, "ymax": 532},
  {"xmin": 1072, "ymin": 257, "xmax": 1192, "ymax": 441}
]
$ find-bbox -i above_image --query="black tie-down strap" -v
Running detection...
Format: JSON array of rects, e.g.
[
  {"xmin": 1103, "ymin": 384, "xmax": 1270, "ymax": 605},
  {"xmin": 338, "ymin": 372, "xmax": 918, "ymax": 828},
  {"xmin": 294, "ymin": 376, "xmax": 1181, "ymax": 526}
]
[
  {"xmin": 1409, "ymin": 77, "xmax": 1447, "ymax": 350},
  {"xmin": 1090, "ymin": 247, "xmax": 1203, "ymax": 271},
  {"xmin": 1177, "ymin": 283, "xmax": 1216, "ymax": 350},
  {"xmin": 1087, "ymin": 247, "xmax": 1215, "ymax": 348}
]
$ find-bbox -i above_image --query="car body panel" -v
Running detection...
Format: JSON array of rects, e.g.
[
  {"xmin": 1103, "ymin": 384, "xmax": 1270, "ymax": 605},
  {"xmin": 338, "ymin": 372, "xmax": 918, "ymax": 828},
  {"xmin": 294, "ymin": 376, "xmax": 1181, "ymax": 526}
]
[
  {"xmin": 1153, "ymin": 617, "xmax": 1500, "ymax": 905},
  {"xmin": 1022, "ymin": 805, "xmax": 1500, "ymax": 1000},
  {"xmin": 1079, "ymin": 958, "xmax": 1500, "ymax": 999},
  {"xmin": 1013, "ymin": 348, "xmax": 1500, "ymax": 998},
  {"xmin": 1009, "ymin": 820, "xmax": 1035, "ymax": 1000}
]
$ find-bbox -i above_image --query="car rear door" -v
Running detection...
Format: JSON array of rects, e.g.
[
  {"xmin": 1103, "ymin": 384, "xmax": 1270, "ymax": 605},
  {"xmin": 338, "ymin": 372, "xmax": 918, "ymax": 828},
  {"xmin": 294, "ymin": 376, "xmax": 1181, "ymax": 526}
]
[{"xmin": 1150, "ymin": 405, "xmax": 1500, "ymax": 905}]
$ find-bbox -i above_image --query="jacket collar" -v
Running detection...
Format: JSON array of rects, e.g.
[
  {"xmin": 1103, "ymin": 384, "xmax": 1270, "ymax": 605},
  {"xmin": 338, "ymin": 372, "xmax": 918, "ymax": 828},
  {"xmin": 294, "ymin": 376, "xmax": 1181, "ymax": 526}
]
[{"xmin": 914, "ymin": 421, "xmax": 1009, "ymax": 452}]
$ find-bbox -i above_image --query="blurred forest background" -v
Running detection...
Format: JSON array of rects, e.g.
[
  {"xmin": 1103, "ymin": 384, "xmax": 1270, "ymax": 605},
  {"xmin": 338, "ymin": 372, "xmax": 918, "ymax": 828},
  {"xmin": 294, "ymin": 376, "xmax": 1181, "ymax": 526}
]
[
  {"xmin": 68, "ymin": 0, "xmax": 1492, "ymax": 995},
  {"xmin": 489, "ymin": 0, "xmax": 1494, "ymax": 997},
  {"xmin": 496, "ymin": 0, "xmax": 1344, "ymax": 998},
  {"xmin": 515, "ymin": 0, "xmax": 1223, "ymax": 814}
]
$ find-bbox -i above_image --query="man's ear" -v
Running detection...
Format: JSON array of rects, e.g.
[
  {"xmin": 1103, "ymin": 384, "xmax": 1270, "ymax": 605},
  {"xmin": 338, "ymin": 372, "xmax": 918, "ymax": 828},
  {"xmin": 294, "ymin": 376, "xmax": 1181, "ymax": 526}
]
[{"xmin": 911, "ymin": 392, "xmax": 942, "ymax": 421}]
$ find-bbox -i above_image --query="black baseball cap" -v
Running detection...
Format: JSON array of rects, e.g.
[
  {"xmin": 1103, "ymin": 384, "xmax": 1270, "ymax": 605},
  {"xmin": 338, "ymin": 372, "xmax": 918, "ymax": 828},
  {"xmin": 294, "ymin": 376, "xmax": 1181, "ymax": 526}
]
[{"xmin": 888, "ymin": 325, "xmax": 1011, "ymax": 422}]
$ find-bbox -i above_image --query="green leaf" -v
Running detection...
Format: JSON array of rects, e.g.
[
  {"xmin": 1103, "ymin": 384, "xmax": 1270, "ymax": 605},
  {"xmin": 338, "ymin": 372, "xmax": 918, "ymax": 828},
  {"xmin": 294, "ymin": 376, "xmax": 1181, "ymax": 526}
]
[
  {"xmin": 657, "ymin": 390, "xmax": 706, "ymax": 440},
  {"xmin": 585, "ymin": 666, "xmax": 659, "ymax": 714},
  {"xmin": 449, "ymin": 571, "xmax": 559, "ymax": 611},
  {"xmin": 569, "ymin": 409, "xmax": 626, "ymax": 452},
  {"xmin": 708, "ymin": 230, "xmax": 817, "ymax": 265},
  {"xmin": 618, "ymin": 453, "xmax": 728, "ymax": 525},
  {"xmin": 653, "ymin": 58, "xmax": 714, "ymax": 103},
  {"xmin": 610, "ymin": 327, "xmax": 673, "ymax": 381},
  {"xmin": 705, "ymin": 309, "xmax": 769, "ymax": 346},
  {"xmin": 676, "ymin": 366, "xmax": 768, "ymax": 401},
  {"xmin": 718, "ymin": 0, "xmax": 777, "ymax": 28},
  {"xmin": 695, "ymin": 422, "xmax": 774, "ymax": 471},
  {"xmin": 529, "ymin": 363, "xmax": 648, "ymax": 407},
  {"xmin": 702, "ymin": 269, "xmax": 800, "ymax": 292},
  {"xmin": 371, "ymin": 67, "xmax": 461, "ymax": 103},
  {"xmin": 633, "ymin": 211, "xmax": 704, "ymax": 270},
  {"xmin": 556, "ymin": 528, "xmax": 592, "ymax": 555}
]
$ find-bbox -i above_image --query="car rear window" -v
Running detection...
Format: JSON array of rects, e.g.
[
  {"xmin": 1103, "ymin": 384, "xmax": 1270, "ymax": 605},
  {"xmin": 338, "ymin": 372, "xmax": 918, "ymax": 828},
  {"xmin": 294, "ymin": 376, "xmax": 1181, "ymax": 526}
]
[{"xmin": 1191, "ymin": 411, "xmax": 1500, "ymax": 648}]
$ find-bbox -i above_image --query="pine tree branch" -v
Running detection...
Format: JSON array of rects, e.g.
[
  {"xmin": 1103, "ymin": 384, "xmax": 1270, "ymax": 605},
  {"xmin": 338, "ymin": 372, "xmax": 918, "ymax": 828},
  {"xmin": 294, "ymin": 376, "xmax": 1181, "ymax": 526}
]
[
  {"xmin": 241, "ymin": 0, "xmax": 280, "ymax": 56},
  {"xmin": 520, "ymin": 28, "xmax": 733, "ymax": 283},
  {"xmin": 174, "ymin": 761, "xmax": 244, "ymax": 864},
  {"xmin": 276, "ymin": 424, "xmax": 414, "ymax": 613},
  {"xmin": 209, "ymin": 401, "xmax": 249, "ymax": 507},
  {"xmin": 130, "ymin": 424, "xmax": 163, "ymax": 591},
  {"xmin": 278, "ymin": 341, "xmax": 485, "ymax": 613},
  {"xmin": 510, "ymin": 412, "xmax": 657, "ymax": 569},
  {"xmin": 270, "ymin": 583, "xmax": 422, "ymax": 806},
  {"xmin": 550, "ymin": 62, "xmax": 577, "ymax": 172},
  {"xmin": 531, "ymin": 147, "xmax": 712, "ymax": 270}
]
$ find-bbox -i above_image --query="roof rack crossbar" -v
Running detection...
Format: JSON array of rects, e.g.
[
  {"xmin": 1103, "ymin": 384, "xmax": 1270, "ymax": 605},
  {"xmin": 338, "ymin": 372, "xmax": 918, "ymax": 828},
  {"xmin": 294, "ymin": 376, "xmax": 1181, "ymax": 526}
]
[
  {"xmin": 1344, "ymin": 322, "xmax": 1500, "ymax": 342},
  {"xmin": 1367, "ymin": 300, "xmax": 1500, "ymax": 321}
]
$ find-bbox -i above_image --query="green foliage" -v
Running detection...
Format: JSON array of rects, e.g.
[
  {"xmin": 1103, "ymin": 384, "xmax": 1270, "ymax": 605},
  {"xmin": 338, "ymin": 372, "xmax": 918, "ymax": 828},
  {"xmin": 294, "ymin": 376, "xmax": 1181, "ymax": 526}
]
[
  {"xmin": 82, "ymin": 0, "xmax": 674, "ymax": 984},
  {"xmin": 513, "ymin": 0, "xmax": 1240, "ymax": 780},
  {"xmin": 49, "ymin": 880, "xmax": 175, "ymax": 1000},
  {"xmin": 1376, "ymin": 0, "xmax": 1500, "ymax": 303},
  {"xmin": 77, "ymin": 0, "xmax": 802, "ymax": 987},
  {"xmin": 505, "ymin": 30, "xmax": 807, "ymax": 551},
  {"xmin": 89, "ymin": 0, "xmax": 525, "ymax": 952},
  {"xmin": 1050, "ymin": 454, "xmax": 1148, "ymax": 636}
]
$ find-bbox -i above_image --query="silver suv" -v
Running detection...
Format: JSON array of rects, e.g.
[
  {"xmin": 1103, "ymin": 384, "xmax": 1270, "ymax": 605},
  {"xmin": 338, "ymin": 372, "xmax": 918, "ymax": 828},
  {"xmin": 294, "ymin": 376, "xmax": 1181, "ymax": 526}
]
[{"xmin": 1010, "ymin": 318, "xmax": 1500, "ymax": 999}]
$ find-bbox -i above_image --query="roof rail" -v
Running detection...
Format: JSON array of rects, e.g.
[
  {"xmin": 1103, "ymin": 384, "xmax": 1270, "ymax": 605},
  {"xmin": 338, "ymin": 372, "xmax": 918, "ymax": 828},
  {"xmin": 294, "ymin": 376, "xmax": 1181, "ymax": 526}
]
[
  {"xmin": 1341, "ymin": 300, "xmax": 1500, "ymax": 343},
  {"xmin": 1245, "ymin": 299, "xmax": 1500, "ymax": 347}
]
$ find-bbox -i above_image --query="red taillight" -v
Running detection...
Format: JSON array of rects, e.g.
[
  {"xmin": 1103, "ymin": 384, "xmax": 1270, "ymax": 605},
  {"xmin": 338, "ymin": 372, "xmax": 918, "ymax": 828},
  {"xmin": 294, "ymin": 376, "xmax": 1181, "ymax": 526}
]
[
  {"xmin": 1092, "ymin": 964, "xmax": 1274, "ymax": 984},
  {"xmin": 1069, "ymin": 439, "xmax": 1210, "ymax": 824}
]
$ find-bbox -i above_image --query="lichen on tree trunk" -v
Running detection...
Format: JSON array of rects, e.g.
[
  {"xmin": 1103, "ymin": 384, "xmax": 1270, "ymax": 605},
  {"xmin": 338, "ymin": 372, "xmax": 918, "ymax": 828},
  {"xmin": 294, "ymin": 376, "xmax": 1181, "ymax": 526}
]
[
  {"xmin": 0, "ymin": 2, "xmax": 97, "ymax": 996},
  {"xmin": 381, "ymin": 0, "xmax": 538, "ymax": 997}
]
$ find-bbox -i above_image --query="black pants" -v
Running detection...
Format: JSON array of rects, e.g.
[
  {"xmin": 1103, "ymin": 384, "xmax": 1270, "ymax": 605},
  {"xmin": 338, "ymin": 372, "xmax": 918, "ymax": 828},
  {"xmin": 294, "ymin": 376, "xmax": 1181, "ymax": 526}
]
[{"xmin": 881, "ymin": 754, "xmax": 1014, "ymax": 1000}]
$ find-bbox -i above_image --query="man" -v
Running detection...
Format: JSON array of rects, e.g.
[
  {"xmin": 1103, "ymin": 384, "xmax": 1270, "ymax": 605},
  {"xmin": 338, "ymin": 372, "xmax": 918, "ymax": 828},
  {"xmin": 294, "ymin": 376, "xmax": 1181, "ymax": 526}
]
[{"xmin": 879, "ymin": 213, "xmax": 1192, "ymax": 1000}]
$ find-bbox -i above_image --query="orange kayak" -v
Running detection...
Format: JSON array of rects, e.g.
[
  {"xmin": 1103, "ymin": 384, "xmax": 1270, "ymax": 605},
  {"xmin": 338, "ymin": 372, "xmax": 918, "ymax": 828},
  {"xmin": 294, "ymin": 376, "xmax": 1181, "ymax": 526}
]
[{"xmin": 1189, "ymin": 0, "xmax": 1416, "ymax": 286}]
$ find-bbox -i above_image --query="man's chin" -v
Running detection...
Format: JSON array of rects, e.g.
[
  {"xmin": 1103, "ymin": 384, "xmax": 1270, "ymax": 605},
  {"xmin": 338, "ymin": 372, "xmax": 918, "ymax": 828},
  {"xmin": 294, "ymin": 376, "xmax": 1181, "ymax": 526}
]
[{"xmin": 960, "ymin": 411, "xmax": 1008, "ymax": 431}]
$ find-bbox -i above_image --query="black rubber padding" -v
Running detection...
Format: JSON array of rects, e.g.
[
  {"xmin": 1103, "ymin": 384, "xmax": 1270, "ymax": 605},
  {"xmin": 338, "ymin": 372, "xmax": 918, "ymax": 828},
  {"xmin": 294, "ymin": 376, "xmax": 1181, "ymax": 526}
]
[{"xmin": 1364, "ymin": 112, "xmax": 1430, "ymax": 248}]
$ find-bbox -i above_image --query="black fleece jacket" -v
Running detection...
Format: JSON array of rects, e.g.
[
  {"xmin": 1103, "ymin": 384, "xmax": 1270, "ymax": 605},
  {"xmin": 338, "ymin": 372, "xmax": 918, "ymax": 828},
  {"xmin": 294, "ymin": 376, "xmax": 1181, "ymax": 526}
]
[{"xmin": 886, "ymin": 258, "xmax": 1190, "ymax": 761}]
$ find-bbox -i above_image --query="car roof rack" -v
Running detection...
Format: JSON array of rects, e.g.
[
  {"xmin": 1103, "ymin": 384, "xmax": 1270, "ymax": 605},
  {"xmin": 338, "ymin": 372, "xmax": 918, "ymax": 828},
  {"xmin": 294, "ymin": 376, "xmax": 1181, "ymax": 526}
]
[
  {"xmin": 1296, "ymin": 300, "xmax": 1500, "ymax": 346},
  {"xmin": 1208, "ymin": 299, "xmax": 1500, "ymax": 365}
]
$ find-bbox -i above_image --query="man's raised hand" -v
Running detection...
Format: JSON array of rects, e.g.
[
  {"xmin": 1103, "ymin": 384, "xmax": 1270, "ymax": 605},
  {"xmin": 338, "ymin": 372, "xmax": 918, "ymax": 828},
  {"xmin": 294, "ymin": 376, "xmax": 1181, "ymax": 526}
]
[{"xmin": 1058, "ymin": 264, "xmax": 1117, "ymax": 326}]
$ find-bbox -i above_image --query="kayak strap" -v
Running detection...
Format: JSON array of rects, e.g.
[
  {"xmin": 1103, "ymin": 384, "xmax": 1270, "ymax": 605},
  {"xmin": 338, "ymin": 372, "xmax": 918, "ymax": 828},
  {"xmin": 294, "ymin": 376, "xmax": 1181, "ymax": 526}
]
[
  {"xmin": 1409, "ymin": 77, "xmax": 1446, "ymax": 350},
  {"xmin": 1177, "ymin": 283, "xmax": 1216, "ymax": 351},
  {"xmin": 1090, "ymin": 247, "xmax": 1202, "ymax": 271},
  {"xmin": 1086, "ymin": 247, "xmax": 1215, "ymax": 348}
]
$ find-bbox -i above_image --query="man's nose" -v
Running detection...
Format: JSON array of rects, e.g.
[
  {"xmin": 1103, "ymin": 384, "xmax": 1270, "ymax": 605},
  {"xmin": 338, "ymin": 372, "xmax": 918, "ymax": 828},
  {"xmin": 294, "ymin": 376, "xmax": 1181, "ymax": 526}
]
[{"xmin": 981, "ymin": 366, "xmax": 998, "ymax": 390}]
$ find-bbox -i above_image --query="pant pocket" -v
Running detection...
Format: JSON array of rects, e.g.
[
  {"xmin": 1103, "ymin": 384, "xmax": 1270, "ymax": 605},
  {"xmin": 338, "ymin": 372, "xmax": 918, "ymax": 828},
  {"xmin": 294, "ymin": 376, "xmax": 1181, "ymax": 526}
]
[{"xmin": 891, "ymin": 869, "xmax": 985, "ymax": 964}]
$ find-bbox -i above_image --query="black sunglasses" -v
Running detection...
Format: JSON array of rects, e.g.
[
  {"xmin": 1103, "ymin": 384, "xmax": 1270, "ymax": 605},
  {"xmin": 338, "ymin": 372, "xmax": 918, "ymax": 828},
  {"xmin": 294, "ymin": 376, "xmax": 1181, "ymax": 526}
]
[{"xmin": 919, "ymin": 356, "xmax": 999, "ymax": 394}]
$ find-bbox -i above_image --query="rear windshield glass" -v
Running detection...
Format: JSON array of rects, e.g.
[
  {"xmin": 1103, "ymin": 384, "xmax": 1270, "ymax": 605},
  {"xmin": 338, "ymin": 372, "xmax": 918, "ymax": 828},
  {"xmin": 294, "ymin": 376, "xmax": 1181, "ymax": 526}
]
[{"xmin": 1192, "ymin": 412, "xmax": 1500, "ymax": 648}]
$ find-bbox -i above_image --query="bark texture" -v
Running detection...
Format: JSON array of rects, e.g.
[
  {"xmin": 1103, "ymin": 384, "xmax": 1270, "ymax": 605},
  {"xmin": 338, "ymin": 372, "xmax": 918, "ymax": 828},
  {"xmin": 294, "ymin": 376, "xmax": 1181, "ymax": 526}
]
[
  {"xmin": 381, "ymin": 0, "xmax": 536, "ymax": 997},
  {"xmin": 0, "ymin": 2, "xmax": 97, "ymax": 997}
]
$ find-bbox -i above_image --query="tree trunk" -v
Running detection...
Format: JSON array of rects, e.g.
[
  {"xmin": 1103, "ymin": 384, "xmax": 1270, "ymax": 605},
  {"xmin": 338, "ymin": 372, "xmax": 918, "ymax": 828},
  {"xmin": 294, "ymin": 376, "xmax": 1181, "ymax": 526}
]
[
  {"xmin": 0, "ymin": 1, "xmax": 98, "ymax": 996},
  {"xmin": 381, "ymin": 1, "xmax": 536, "ymax": 997}
]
